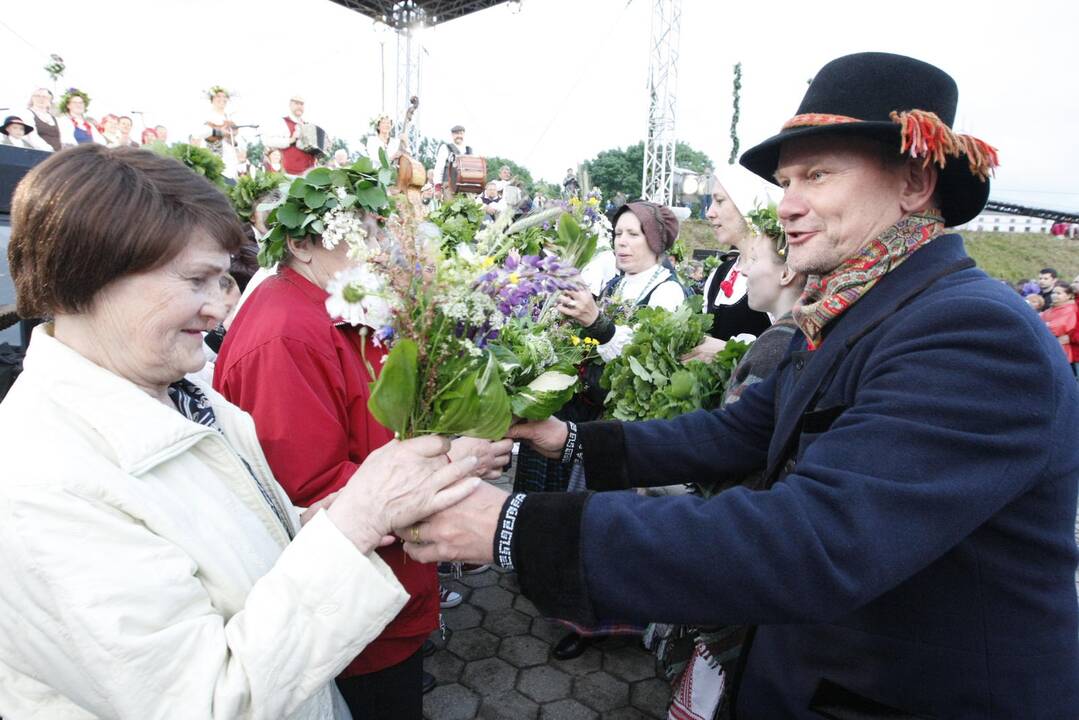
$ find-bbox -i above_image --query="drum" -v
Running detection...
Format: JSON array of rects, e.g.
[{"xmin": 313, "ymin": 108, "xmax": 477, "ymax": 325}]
[
  {"xmin": 450, "ymin": 156, "xmax": 487, "ymax": 195},
  {"xmin": 297, "ymin": 123, "xmax": 329, "ymax": 157}
]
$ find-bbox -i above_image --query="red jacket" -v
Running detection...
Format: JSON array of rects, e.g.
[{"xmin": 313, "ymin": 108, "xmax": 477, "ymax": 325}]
[
  {"xmin": 281, "ymin": 117, "xmax": 316, "ymax": 175},
  {"xmin": 214, "ymin": 267, "xmax": 437, "ymax": 676},
  {"xmin": 1042, "ymin": 302, "xmax": 1077, "ymax": 362}
]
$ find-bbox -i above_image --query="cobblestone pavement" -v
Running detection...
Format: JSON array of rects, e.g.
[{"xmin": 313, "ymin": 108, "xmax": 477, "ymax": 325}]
[{"xmin": 422, "ymin": 467, "xmax": 670, "ymax": 720}]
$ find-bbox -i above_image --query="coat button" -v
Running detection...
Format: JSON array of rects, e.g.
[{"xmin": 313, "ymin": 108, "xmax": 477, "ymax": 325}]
[
  {"xmin": 793, "ymin": 357, "xmax": 805, "ymax": 371},
  {"xmin": 784, "ymin": 459, "xmax": 796, "ymax": 474}
]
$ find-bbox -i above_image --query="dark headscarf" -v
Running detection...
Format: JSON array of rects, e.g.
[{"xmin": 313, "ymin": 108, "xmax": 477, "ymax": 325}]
[{"xmin": 612, "ymin": 201, "xmax": 680, "ymax": 257}]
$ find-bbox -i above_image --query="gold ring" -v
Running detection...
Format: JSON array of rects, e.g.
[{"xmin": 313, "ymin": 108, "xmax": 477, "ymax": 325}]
[{"xmin": 410, "ymin": 525, "xmax": 422, "ymax": 544}]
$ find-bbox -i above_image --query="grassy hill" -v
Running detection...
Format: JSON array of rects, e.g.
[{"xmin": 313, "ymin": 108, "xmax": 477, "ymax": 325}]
[{"xmin": 679, "ymin": 220, "xmax": 1079, "ymax": 284}]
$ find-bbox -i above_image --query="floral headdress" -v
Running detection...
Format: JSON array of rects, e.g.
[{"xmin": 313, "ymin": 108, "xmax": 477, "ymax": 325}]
[
  {"xmin": 745, "ymin": 203, "xmax": 787, "ymax": 258},
  {"xmin": 150, "ymin": 142, "xmax": 229, "ymax": 192},
  {"xmin": 369, "ymin": 114, "xmax": 393, "ymax": 134},
  {"xmin": 58, "ymin": 87, "xmax": 91, "ymax": 114},
  {"xmin": 257, "ymin": 155, "xmax": 395, "ymax": 268},
  {"xmin": 207, "ymin": 85, "xmax": 231, "ymax": 100},
  {"xmin": 229, "ymin": 169, "xmax": 290, "ymax": 224}
]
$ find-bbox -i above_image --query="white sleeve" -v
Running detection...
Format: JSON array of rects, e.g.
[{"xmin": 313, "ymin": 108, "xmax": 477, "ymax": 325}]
[
  {"xmin": 646, "ymin": 281, "xmax": 686, "ymax": 312},
  {"xmin": 433, "ymin": 144, "xmax": 449, "ymax": 184},
  {"xmin": 597, "ymin": 323, "xmax": 635, "ymax": 363},
  {"xmin": 263, "ymin": 119, "xmax": 292, "ymax": 150},
  {"xmin": 26, "ymin": 132, "xmax": 54, "ymax": 152},
  {"xmin": 2, "ymin": 487, "xmax": 407, "ymax": 720}
]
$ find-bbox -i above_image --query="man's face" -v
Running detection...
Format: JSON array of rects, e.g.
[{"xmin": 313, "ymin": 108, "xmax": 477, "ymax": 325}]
[
  {"xmin": 776, "ymin": 136, "xmax": 907, "ymax": 275},
  {"xmin": 1038, "ymin": 272, "xmax": 1056, "ymax": 290},
  {"xmin": 119, "ymin": 117, "xmax": 132, "ymax": 133},
  {"xmin": 453, "ymin": 130, "xmax": 465, "ymax": 145},
  {"xmin": 500, "ymin": 167, "xmax": 511, "ymax": 181},
  {"xmin": 290, "ymin": 100, "xmax": 305, "ymax": 118}
]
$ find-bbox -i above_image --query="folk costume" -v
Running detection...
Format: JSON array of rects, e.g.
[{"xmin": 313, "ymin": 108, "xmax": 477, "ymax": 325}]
[
  {"xmin": 265, "ymin": 97, "xmax": 316, "ymax": 176},
  {"xmin": 496, "ymin": 53, "xmax": 1077, "ymax": 718}
]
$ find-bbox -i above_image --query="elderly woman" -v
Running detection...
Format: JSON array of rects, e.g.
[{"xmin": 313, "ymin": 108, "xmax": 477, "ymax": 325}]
[
  {"xmin": 214, "ymin": 193, "xmax": 512, "ymax": 718},
  {"xmin": 0, "ymin": 144, "xmax": 482, "ymax": 719}
]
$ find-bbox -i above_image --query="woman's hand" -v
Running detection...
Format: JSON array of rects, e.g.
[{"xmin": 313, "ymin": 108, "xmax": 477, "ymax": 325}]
[
  {"xmin": 450, "ymin": 437, "xmax": 514, "ymax": 479},
  {"xmin": 681, "ymin": 336, "xmax": 727, "ymax": 363},
  {"xmin": 557, "ymin": 287, "xmax": 600, "ymax": 327},
  {"xmin": 325, "ymin": 436, "xmax": 480, "ymax": 553},
  {"xmin": 300, "ymin": 491, "xmax": 339, "ymax": 527},
  {"xmin": 506, "ymin": 418, "xmax": 569, "ymax": 460}
]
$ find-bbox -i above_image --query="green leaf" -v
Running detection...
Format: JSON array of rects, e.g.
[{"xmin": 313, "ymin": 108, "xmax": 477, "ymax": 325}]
[
  {"xmin": 464, "ymin": 353, "xmax": 513, "ymax": 438},
  {"xmin": 356, "ymin": 184, "xmax": 388, "ymax": 209},
  {"xmin": 509, "ymin": 371, "xmax": 578, "ymax": 421},
  {"xmin": 304, "ymin": 167, "xmax": 332, "ymax": 187},
  {"xmin": 311, "ymin": 219, "xmax": 325, "ymax": 235},
  {"xmin": 627, "ymin": 355, "xmax": 652, "ymax": 383},
  {"xmin": 288, "ymin": 179, "xmax": 308, "ymax": 198},
  {"xmin": 378, "ymin": 167, "xmax": 394, "ymax": 187},
  {"xmin": 378, "ymin": 147, "xmax": 389, "ymax": 169},
  {"xmin": 275, "ymin": 202, "xmax": 304, "ymax": 228},
  {"xmin": 353, "ymin": 156, "xmax": 375, "ymax": 174},
  {"xmin": 367, "ymin": 340, "xmax": 418, "ymax": 437},
  {"xmin": 304, "ymin": 187, "xmax": 328, "ymax": 209},
  {"xmin": 668, "ymin": 369, "xmax": 696, "ymax": 400},
  {"xmin": 330, "ymin": 169, "xmax": 350, "ymax": 188}
]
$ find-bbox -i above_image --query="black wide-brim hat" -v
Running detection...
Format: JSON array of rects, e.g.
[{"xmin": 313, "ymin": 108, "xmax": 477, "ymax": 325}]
[{"xmin": 740, "ymin": 52, "xmax": 998, "ymax": 227}]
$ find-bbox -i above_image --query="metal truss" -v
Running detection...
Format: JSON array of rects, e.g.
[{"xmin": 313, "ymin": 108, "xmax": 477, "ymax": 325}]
[{"xmin": 641, "ymin": 0, "xmax": 681, "ymax": 205}]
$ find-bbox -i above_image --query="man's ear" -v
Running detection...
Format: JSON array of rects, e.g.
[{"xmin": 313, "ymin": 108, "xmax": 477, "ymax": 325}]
[
  {"xmin": 899, "ymin": 159, "xmax": 940, "ymax": 215},
  {"xmin": 286, "ymin": 235, "xmax": 313, "ymax": 264}
]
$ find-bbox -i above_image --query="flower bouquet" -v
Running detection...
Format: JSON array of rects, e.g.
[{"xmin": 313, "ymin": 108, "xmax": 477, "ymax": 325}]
[{"xmin": 326, "ymin": 216, "xmax": 595, "ymax": 439}]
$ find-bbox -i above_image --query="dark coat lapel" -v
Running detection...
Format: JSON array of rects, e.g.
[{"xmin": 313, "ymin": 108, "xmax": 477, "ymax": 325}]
[{"xmin": 762, "ymin": 235, "xmax": 975, "ymax": 483}]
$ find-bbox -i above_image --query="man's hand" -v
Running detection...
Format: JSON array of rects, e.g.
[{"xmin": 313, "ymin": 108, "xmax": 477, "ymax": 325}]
[
  {"xmin": 450, "ymin": 437, "xmax": 514, "ymax": 479},
  {"xmin": 402, "ymin": 481, "xmax": 508, "ymax": 565},
  {"xmin": 681, "ymin": 336, "xmax": 727, "ymax": 363},
  {"xmin": 506, "ymin": 418, "xmax": 568, "ymax": 460}
]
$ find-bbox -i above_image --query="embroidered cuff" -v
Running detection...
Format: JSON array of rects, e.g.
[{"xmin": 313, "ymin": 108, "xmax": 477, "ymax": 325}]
[
  {"xmin": 580, "ymin": 314, "xmax": 616, "ymax": 344},
  {"xmin": 494, "ymin": 493, "xmax": 527, "ymax": 571},
  {"xmin": 560, "ymin": 421, "xmax": 585, "ymax": 466}
]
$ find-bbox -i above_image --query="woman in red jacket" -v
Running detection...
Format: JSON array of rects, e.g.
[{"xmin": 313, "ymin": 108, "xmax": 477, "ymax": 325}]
[
  {"xmin": 214, "ymin": 212, "xmax": 510, "ymax": 719},
  {"xmin": 1042, "ymin": 281, "xmax": 1077, "ymax": 363}
]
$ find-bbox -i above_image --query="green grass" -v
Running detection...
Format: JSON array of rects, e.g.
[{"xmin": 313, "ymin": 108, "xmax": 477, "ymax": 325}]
[{"xmin": 679, "ymin": 220, "xmax": 1079, "ymax": 284}]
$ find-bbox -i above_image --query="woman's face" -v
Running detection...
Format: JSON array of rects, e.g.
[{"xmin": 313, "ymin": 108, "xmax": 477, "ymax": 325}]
[
  {"xmin": 102, "ymin": 116, "xmax": 118, "ymax": 134},
  {"xmin": 613, "ymin": 211, "xmax": 658, "ymax": 275},
  {"xmin": 79, "ymin": 231, "xmax": 231, "ymax": 391},
  {"xmin": 67, "ymin": 96, "xmax": 85, "ymax": 115},
  {"xmin": 705, "ymin": 181, "xmax": 747, "ymax": 248},
  {"xmin": 744, "ymin": 235, "xmax": 786, "ymax": 313},
  {"xmin": 378, "ymin": 117, "xmax": 392, "ymax": 135},
  {"xmin": 31, "ymin": 91, "xmax": 51, "ymax": 110},
  {"xmin": 1051, "ymin": 285, "xmax": 1072, "ymax": 307},
  {"xmin": 212, "ymin": 92, "xmax": 228, "ymax": 110}
]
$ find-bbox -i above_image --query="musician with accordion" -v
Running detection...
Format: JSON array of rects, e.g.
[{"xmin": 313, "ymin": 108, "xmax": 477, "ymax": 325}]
[
  {"xmin": 433, "ymin": 124, "xmax": 486, "ymax": 198},
  {"xmin": 264, "ymin": 95, "xmax": 329, "ymax": 176}
]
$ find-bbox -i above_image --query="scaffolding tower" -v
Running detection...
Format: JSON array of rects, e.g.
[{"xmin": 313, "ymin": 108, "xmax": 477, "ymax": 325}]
[{"xmin": 641, "ymin": 0, "xmax": 681, "ymax": 205}]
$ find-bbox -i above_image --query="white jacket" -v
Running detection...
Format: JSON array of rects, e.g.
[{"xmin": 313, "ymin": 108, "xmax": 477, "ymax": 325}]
[{"xmin": 0, "ymin": 326, "xmax": 409, "ymax": 719}]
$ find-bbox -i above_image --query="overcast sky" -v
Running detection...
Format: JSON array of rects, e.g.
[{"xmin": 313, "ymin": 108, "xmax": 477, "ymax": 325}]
[{"xmin": 2, "ymin": 0, "xmax": 1076, "ymax": 210}]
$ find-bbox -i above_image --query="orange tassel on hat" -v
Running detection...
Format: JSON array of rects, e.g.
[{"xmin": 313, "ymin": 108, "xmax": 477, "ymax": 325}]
[{"xmin": 890, "ymin": 110, "xmax": 999, "ymax": 182}]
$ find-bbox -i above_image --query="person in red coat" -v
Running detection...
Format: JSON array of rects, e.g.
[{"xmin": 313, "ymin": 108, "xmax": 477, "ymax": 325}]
[
  {"xmin": 214, "ymin": 219, "xmax": 510, "ymax": 719},
  {"xmin": 1042, "ymin": 280, "xmax": 1078, "ymax": 364}
]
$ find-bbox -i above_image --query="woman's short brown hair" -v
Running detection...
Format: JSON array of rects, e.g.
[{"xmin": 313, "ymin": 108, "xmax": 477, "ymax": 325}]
[{"xmin": 9, "ymin": 144, "xmax": 245, "ymax": 317}]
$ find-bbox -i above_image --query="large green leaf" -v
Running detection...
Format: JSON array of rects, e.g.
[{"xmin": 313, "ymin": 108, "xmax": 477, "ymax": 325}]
[
  {"xmin": 357, "ymin": 184, "xmax": 388, "ymax": 209},
  {"xmin": 288, "ymin": 179, "xmax": 308, "ymax": 198},
  {"xmin": 367, "ymin": 339, "xmax": 418, "ymax": 437},
  {"xmin": 275, "ymin": 202, "xmax": 304, "ymax": 229},
  {"xmin": 304, "ymin": 167, "xmax": 332, "ymax": 187},
  {"xmin": 304, "ymin": 187, "xmax": 328, "ymax": 209},
  {"xmin": 509, "ymin": 371, "xmax": 578, "ymax": 421},
  {"xmin": 462, "ymin": 353, "xmax": 513, "ymax": 438}
]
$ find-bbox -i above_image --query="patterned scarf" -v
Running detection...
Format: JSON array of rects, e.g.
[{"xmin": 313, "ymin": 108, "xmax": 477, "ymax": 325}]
[{"xmin": 792, "ymin": 211, "xmax": 945, "ymax": 349}]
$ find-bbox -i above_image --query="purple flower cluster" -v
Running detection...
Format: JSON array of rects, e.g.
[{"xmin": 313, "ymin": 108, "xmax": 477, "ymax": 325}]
[{"xmin": 475, "ymin": 251, "xmax": 583, "ymax": 318}]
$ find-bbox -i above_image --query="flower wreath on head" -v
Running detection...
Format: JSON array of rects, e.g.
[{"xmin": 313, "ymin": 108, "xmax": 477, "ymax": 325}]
[
  {"xmin": 369, "ymin": 114, "xmax": 394, "ymax": 134},
  {"xmin": 745, "ymin": 203, "xmax": 787, "ymax": 258},
  {"xmin": 257, "ymin": 152, "xmax": 396, "ymax": 268},
  {"xmin": 229, "ymin": 169, "xmax": 290, "ymax": 224},
  {"xmin": 58, "ymin": 87, "xmax": 91, "ymax": 114},
  {"xmin": 207, "ymin": 85, "xmax": 231, "ymax": 100}
]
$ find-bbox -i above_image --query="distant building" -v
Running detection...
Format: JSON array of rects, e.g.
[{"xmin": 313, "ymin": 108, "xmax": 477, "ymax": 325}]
[{"xmin": 956, "ymin": 211, "xmax": 1055, "ymax": 234}]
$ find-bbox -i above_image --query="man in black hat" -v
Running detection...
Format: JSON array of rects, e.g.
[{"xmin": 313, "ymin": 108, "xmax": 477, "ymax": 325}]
[
  {"xmin": 432, "ymin": 124, "xmax": 473, "ymax": 198},
  {"xmin": 403, "ymin": 53, "xmax": 1079, "ymax": 717}
]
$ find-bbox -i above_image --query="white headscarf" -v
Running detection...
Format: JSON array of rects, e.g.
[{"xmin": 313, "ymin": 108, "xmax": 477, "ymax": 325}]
[{"xmin": 710, "ymin": 164, "xmax": 779, "ymax": 216}]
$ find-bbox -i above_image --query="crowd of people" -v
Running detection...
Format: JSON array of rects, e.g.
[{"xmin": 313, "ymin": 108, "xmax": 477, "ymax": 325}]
[{"xmin": 0, "ymin": 49, "xmax": 1076, "ymax": 720}]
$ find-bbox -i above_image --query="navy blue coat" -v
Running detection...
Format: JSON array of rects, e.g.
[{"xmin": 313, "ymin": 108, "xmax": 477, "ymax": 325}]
[{"xmin": 511, "ymin": 235, "xmax": 1079, "ymax": 718}]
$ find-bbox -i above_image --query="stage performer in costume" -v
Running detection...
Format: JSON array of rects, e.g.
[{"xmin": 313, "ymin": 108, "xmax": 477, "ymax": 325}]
[
  {"xmin": 201, "ymin": 86, "xmax": 247, "ymax": 181},
  {"xmin": 264, "ymin": 94, "xmax": 317, "ymax": 176}
]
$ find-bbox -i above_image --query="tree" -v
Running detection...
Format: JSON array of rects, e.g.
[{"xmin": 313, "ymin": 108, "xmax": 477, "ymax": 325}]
[
  {"xmin": 246, "ymin": 139, "xmax": 266, "ymax": 166},
  {"xmin": 583, "ymin": 141, "xmax": 714, "ymax": 201},
  {"xmin": 329, "ymin": 137, "xmax": 350, "ymax": 158}
]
